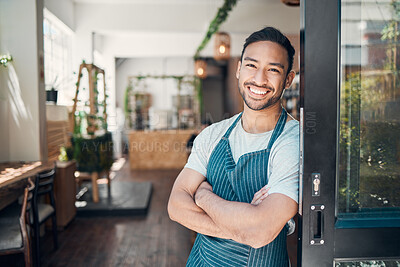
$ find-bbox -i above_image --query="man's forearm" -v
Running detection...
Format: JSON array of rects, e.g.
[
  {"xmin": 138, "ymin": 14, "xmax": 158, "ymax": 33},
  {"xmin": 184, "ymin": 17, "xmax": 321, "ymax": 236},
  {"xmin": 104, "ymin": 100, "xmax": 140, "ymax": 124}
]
[
  {"xmin": 167, "ymin": 189, "xmax": 231, "ymax": 239},
  {"xmin": 194, "ymin": 183, "xmax": 297, "ymax": 248},
  {"xmin": 194, "ymin": 187, "xmax": 263, "ymax": 246}
]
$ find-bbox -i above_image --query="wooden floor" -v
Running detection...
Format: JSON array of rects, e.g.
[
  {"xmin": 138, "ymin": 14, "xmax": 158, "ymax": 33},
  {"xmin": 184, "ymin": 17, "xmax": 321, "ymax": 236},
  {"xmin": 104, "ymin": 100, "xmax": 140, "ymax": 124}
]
[{"xmin": 41, "ymin": 163, "xmax": 192, "ymax": 267}]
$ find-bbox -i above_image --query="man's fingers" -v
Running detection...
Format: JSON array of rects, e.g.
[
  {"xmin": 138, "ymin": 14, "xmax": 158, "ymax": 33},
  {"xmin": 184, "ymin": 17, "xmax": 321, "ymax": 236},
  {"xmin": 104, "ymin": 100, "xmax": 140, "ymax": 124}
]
[
  {"xmin": 251, "ymin": 191, "xmax": 263, "ymax": 204},
  {"xmin": 251, "ymin": 191, "xmax": 270, "ymax": 206},
  {"xmin": 252, "ymin": 187, "xmax": 270, "ymax": 201},
  {"xmin": 253, "ymin": 187, "xmax": 269, "ymax": 198},
  {"xmin": 252, "ymin": 189, "xmax": 266, "ymax": 203},
  {"xmin": 260, "ymin": 192, "xmax": 269, "ymax": 201}
]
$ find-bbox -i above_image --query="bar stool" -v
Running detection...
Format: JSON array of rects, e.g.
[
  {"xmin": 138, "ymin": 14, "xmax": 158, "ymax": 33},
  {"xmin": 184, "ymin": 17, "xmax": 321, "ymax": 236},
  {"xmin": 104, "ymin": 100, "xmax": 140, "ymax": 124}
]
[
  {"xmin": 0, "ymin": 178, "xmax": 35, "ymax": 267},
  {"xmin": 32, "ymin": 168, "xmax": 58, "ymax": 267}
]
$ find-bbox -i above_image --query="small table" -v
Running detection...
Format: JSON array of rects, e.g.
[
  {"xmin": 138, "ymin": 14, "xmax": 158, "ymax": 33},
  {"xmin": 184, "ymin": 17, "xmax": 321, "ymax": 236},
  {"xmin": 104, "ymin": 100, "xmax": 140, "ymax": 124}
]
[{"xmin": 0, "ymin": 161, "xmax": 55, "ymax": 210}]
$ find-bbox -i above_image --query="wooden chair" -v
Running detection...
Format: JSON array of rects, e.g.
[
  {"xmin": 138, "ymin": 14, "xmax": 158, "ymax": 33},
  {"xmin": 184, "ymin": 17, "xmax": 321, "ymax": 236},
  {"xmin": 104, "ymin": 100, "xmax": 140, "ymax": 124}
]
[
  {"xmin": 0, "ymin": 178, "xmax": 35, "ymax": 267},
  {"xmin": 32, "ymin": 168, "xmax": 58, "ymax": 267}
]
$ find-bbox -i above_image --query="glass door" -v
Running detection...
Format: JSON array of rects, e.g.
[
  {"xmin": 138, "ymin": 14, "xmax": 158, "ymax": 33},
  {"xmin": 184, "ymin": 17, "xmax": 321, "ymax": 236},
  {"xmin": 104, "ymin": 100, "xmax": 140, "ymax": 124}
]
[{"xmin": 299, "ymin": 0, "xmax": 400, "ymax": 266}]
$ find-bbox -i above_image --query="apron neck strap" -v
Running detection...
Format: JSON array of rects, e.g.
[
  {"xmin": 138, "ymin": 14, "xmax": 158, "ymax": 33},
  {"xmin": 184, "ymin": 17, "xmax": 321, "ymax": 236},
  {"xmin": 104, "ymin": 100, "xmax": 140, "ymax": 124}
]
[
  {"xmin": 223, "ymin": 113, "xmax": 242, "ymax": 138},
  {"xmin": 266, "ymin": 108, "xmax": 287, "ymax": 150},
  {"xmin": 223, "ymin": 108, "xmax": 288, "ymax": 140}
]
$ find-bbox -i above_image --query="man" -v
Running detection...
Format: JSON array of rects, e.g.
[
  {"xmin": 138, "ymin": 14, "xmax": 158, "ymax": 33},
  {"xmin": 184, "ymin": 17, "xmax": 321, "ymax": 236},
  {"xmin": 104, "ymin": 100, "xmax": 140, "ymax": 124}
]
[{"xmin": 168, "ymin": 27, "xmax": 299, "ymax": 266}]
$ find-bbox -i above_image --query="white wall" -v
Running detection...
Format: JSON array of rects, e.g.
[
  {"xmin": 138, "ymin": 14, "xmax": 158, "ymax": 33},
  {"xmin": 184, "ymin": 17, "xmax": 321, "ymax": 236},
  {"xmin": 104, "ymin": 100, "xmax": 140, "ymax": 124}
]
[
  {"xmin": 0, "ymin": 0, "xmax": 46, "ymax": 161},
  {"xmin": 0, "ymin": 99, "xmax": 9, "ymax": 161}
]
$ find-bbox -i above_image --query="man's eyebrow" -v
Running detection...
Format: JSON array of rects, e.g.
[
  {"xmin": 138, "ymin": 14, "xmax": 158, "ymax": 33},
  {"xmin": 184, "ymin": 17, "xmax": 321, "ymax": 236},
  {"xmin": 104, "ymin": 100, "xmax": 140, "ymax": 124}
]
[
  {"xmin": 243, "ymin": 56, "xmax": 258, "ymax": 62},
  {"xmin": 269, "ymin": 62, "xmax": 285, "ymax": 69},
  {"xmin": 243, "ymin": 57, "xmax": 285, "ymax": 70}
]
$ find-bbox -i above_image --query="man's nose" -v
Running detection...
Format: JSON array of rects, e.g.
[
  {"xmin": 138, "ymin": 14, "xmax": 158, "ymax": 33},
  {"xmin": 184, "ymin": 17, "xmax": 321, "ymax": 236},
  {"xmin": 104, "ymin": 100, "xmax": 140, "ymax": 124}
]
[{"xmin": 253, "ymin": 69, "xmax": 267, "ymax": 86}]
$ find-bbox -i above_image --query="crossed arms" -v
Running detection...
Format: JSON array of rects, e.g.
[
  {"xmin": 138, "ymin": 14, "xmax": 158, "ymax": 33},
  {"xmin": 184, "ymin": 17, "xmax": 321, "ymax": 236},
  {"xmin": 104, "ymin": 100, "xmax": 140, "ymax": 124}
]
[{"xmin": 167, "ymin": 167, "xmax": 298, "ymax": 249}]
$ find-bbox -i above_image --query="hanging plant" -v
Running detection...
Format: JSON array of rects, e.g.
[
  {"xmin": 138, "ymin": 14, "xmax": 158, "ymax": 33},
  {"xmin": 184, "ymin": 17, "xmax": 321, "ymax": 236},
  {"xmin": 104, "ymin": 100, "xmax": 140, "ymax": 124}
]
[
  {"xmin": 0, "ymin": 54, "xmax": 13, "ymax": 67},
  {"xmin": 194, "ymin": 0, "xmax": 238, "ymax": 60},
  {"xmin": 124, "ymin": 82, "xmax": 134, "ymax": 128}
]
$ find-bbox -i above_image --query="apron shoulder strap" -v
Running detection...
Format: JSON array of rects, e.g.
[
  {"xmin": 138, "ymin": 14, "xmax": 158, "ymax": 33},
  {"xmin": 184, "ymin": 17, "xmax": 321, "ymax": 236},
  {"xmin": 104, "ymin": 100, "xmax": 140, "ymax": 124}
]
[
  {"xmin": 223, "ymin": 113, "xmax": 242, "ymax": 138},
  {"xmin": 266, "ymin": 108, "xmax": 288, "ymax": 151}
]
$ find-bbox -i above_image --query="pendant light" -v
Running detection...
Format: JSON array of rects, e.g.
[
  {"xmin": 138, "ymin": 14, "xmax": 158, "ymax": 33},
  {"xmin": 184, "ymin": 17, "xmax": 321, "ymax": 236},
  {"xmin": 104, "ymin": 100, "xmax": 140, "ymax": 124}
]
[
  {"xmin": 194, "ymin": 59, "xmax": 207, "ymax": 79},
  {"xmin": 214, "ymin": 32, "xmax": 231, "ymax": 60}
]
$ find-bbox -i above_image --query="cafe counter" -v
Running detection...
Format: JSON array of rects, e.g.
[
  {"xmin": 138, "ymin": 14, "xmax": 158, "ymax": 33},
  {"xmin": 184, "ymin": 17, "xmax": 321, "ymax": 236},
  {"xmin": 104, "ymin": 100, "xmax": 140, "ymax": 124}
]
[{"xmin": 128, "ymin": 129, "xmax": 194, "ymax": 170}]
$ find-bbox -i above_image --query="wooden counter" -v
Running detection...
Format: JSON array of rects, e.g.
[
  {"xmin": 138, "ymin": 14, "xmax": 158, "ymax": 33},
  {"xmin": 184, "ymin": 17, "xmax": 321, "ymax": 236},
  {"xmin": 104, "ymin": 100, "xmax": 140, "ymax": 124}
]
[
  {"xmin": 0, "ymin": 161, "xmax": 55, "ymax": 210},
  {"xmin": 54, "ymin": 161, "xmax": 77, "ymax": 229},
  {"xmin": 128, "ymin": 130, "xmax": 194, "ymax": 170}
]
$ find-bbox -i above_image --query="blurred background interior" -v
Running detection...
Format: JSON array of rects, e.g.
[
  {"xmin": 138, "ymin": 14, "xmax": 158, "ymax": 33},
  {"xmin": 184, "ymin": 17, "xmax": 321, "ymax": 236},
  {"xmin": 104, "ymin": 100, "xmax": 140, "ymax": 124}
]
[
  {"xmin": 0, "ymin": 1, "xmax": 300, "ymax": 265},
  {"xmin": 1, "ymin": 0, "xmax": 400, "ymax": 266}
]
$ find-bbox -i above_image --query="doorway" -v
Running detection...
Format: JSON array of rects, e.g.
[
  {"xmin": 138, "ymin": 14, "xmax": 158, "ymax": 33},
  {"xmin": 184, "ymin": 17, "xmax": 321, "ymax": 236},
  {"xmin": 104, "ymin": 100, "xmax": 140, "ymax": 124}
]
[{"xmin": 299, "ymin": 0, "xmax": 400, "ymax": 266}]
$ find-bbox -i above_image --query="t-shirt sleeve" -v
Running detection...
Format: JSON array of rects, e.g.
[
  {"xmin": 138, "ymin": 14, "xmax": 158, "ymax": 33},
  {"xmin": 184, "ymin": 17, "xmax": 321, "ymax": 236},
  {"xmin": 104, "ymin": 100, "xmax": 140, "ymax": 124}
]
[
  {"xmin": 184, "ymin": 128, "xmax": 210, "ymax": 177},
  {"xmin": 266, "ymin": 136, "xmax": 299, "ymax": 204}
]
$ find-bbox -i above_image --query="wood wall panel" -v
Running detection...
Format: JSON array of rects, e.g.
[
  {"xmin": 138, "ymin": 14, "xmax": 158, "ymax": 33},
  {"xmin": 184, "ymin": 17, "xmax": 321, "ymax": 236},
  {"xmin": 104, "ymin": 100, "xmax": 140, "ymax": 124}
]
[
  {"xmin": 128, "ymin": 130, "xmax": 193, "ymax": 170},
  {"xmin": 47, "ymin": 121, "xmax": 70, "ymax": 162}
]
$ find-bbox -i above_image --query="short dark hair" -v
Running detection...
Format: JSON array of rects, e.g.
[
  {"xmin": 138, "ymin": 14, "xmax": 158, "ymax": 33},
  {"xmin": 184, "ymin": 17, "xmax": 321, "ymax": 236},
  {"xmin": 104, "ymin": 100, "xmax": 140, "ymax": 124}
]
[{"xmin": 240, "ymin": 26, "xmax": 295, "ymax": 75}]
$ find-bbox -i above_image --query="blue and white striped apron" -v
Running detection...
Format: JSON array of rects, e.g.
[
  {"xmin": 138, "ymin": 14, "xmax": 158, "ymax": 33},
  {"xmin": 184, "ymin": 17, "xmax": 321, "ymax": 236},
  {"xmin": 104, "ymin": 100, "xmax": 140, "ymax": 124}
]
[{"xmin": 187, "ymin": 109, "xmax": 289, "ymax": 267}]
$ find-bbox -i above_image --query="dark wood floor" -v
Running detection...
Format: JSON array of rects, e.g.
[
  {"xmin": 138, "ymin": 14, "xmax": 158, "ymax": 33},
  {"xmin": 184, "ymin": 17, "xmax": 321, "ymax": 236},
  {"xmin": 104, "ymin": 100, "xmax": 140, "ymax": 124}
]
[{"xmin": 41, "ymin": 164, "xmax": 192, "ymax": 267}]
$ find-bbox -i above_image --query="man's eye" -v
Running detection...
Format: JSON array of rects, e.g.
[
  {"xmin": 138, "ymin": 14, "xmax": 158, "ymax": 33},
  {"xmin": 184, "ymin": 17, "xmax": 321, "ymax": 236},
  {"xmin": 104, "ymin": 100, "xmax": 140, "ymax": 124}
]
[
  {"xmin": 269, "ymin": 68, "xmax": 280, "ymax": 73},
  {"xmin": 246, "ymin": 64, "xmax": 256, "ymax": 68}
]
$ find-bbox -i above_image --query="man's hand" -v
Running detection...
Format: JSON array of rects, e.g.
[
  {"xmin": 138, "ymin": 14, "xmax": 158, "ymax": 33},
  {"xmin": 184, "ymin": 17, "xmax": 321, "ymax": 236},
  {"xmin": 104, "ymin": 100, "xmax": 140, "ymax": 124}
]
[
  {"xmin": 251, "ymin": 186, "xmax": 270, "ymax": 206},
  {"xmin": 195, "ymin": 181, "xmax": 213, "ymax": 206},
  {"xmin": 191, "ymin": 183, "xmax": 297, "ymax": 248},
  {"xmin": 167, "ymin": 168, "xmax": 230, "ymax": 239},
  {"xmin": 196, "ymin": 182, "xmax": 270, "ymax": 206}
]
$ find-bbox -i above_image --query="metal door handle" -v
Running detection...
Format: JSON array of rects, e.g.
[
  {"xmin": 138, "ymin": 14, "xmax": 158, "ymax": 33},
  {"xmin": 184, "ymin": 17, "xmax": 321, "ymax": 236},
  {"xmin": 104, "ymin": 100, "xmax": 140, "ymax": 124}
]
[
  {"xmin": 299, "ymin": 107, "xmax": 304, "ymax": 215},
  {"xmin": 310, "ymin": 204, "xmax": 325, "ymax": 245}
]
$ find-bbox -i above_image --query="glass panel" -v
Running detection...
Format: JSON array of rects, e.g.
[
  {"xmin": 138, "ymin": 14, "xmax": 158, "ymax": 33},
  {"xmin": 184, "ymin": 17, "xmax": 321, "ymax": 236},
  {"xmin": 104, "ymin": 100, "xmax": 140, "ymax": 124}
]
[
  {"xmin": 335, "ymin": 259, "xmax": 400, "ymax": 267},
  {"xmin": 43, "ymin": 11, "xmax": 74, "ymax": 106},
  {"xmin": 339, "ymin": 0, "xmax": 400, "ymax": 217}
]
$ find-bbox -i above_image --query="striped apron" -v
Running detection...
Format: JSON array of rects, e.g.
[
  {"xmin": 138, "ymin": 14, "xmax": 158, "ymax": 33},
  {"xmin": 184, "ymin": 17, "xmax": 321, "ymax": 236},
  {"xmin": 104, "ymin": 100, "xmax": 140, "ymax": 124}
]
[{"xmin": 187, "ymin": 109, "xmax": 289, "ymax": 267}]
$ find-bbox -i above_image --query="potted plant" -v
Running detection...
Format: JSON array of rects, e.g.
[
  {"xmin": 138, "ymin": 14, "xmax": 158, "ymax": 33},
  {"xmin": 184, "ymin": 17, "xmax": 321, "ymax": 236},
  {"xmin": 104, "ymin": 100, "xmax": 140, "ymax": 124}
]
[{"xmin": 46, "ymin": 76, "xmax": 59, "ymax": 104}]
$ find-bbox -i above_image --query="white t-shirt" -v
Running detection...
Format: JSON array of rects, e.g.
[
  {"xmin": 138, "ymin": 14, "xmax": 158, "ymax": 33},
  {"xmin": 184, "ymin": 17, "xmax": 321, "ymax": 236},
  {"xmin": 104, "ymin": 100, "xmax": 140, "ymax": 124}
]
[{"xmin": 185, "ymin": 114, "xmax": 299, "ymax": 203}]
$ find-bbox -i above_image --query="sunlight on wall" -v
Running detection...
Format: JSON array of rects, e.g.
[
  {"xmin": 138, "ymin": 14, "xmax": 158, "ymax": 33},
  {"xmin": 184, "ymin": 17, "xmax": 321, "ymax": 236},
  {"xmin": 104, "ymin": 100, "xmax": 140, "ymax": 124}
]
[{"xmin": 7, "ymin": 64, "xmax": 32, "ymax": 128}]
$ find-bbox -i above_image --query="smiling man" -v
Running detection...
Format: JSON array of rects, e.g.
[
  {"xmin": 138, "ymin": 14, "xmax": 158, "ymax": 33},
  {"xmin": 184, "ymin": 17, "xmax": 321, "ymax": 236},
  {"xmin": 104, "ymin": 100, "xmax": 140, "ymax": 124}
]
[{"xmin": 168, "ymin": 27, "xmax": 299, "ymax": 266}]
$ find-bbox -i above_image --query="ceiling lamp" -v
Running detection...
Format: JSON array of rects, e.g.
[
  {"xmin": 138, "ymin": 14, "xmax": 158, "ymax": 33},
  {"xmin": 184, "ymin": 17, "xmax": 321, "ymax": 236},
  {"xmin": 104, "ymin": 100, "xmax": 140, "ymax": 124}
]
[
  {"xmin": 214, "ymin": 32, "xmax": 231, "ymax": 61},
  {"xmin": 281, "ymin": 0, "xmax": 300, "ymax": 6},
  {"xmin": 195, "ymin": 59, "xmax": 207, "ymax": 79}
]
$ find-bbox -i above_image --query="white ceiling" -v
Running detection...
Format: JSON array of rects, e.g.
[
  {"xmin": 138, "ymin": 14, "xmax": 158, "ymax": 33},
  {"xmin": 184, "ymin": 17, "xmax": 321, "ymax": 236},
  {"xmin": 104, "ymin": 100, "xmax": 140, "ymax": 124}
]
[
  {"xmin": 73, "ymin": 0, "xmax": 269, "ymax": 5},
  {"xmin": 75, "ymin": 0, "xmax": 300, "ymax": 33},
  {"xmin": 66, "ymin": 0, "xmax": 300, "ymax": 58}
]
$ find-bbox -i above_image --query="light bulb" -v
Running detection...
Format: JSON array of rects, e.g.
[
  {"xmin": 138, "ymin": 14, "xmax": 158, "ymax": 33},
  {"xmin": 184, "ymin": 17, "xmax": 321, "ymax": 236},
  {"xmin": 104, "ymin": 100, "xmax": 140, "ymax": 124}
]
[{"xmin": 219, "ymin": 45, "xmax": 226, "ymax": 54}]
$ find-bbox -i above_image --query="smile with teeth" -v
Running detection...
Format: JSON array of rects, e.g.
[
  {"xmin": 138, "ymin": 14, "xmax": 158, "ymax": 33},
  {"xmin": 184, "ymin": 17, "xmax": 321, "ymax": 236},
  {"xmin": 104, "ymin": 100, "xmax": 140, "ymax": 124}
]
[{"xmin": 248, "ymin": 87, "xmax": 269, "ymax": 95}]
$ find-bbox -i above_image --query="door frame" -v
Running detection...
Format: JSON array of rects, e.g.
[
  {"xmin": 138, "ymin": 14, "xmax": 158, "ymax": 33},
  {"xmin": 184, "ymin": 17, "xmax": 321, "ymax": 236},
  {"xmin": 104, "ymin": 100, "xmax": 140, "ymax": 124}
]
[
  {"xmin": 299, "ymin": 0, "xmax": 339, "ymax": 265},
  {"xmin": 299, "ymin": 0, "xmax": 400, "ymax": 266}
]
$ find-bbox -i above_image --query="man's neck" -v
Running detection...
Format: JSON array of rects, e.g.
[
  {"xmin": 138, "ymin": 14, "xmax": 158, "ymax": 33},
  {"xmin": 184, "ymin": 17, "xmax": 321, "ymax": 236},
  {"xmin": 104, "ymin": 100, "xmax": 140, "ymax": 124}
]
[{"xmin": 241, "ymin": 103, "xmax": 283, "ymax": 134}]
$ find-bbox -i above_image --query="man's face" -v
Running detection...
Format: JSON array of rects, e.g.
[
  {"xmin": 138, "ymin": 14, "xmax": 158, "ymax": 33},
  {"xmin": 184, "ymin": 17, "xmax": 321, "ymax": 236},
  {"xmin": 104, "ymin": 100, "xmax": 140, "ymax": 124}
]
[{"xmin": 236, "ymin": 41, "xmax": 294, "ymax": 111}]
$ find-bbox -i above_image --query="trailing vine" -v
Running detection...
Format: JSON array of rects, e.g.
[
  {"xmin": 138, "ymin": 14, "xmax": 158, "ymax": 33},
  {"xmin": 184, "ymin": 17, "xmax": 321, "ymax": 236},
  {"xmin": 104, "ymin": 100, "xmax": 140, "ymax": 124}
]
[
  {"xmin": 124, "ymin": 83, "xmax": 134, "ymax": 128},
  {"xmin": 193, "ymin": 0, "xmax": 238, "ymax": 60}
]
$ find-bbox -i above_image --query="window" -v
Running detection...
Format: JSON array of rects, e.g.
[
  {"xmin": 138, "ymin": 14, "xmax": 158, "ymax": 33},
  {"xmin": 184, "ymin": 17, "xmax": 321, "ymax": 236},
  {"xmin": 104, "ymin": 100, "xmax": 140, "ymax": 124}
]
[
  {"xmin": 43, "ymin": 8, "xmax": 74, "ymax": 106},
  {"xmin": 339, "ymin": 0, "xmax": 400, "ymax": 221}
]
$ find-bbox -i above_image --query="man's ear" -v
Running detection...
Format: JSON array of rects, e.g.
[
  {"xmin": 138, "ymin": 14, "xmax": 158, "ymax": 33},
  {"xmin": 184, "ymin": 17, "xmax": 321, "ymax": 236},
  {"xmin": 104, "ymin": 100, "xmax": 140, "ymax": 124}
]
[
  {"xmin": 236, "ymin": 60, "xmax": 241, "ymax": 79},
  {"xmin": 285, "ymin": 70, "xmax": 296, "ymax": 88}
]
